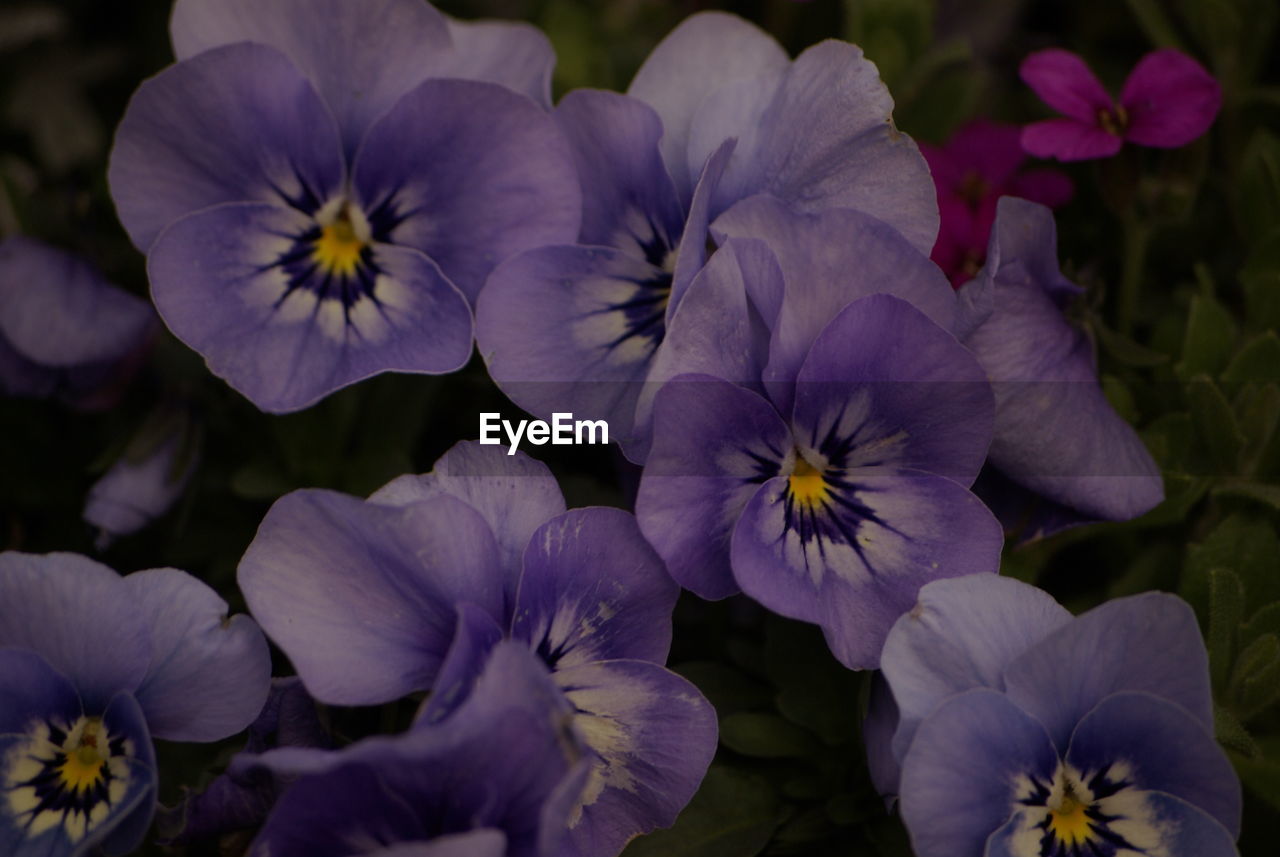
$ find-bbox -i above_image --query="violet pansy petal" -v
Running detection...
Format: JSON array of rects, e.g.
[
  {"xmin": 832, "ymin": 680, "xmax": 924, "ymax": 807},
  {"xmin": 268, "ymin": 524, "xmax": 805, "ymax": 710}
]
[
  {"xmin": 109, "ymin": 42, "xmax": 344, "ymax": 251},
  {"xmin": 971, "ymin": 464, "xmax": 1096, "ymax": 543},
  {"xmin": 553, "ymin": 90, "xmax": 684, "ymax": 254},
  {"xmin": 513, "ymin": 508, "xmax": 677, "ymax": 668},
  {"xmin": 793, "ymin": 294, "xmax": 995, "ymax": 485},
  {"xmin": 0, "ymin": 335, "xmax": 56, "ymax": 397},
  {"xmin": 1066, "ymin": 691, "xmax": 1241, "ymax": 836},
  {"xmin": 710, "ymin": 40, "xmax": 938, "ymax": 252},
  {"xmin": 352, "ymin": 78, "xmax": 581, "ymax": 303},
  {"xmin": 1020, "ymin": 118, "xmax": 1123, "ymax": 161},
  {"xmin": 0, "ymin": 237, "xmax": 152, "ymax": 368},
  {"xmin": 1019, "ymin": 48, "xmax": 1113, "ymax": 124},
  {"xmin": 0, "ymin": 649, "xmax": 80, "ymax": 734},
  {"xmin": 862, "ymin": 673, "xmax": 901, "ymax": 801},
  {"xmin": 636, "ymin": 374, "xmax": 791, "ymax": 600},
  {"xmin": 0, "ymin": 552, "xmax": 149, "ymax": 711},
  {"xmin": 1120, "ymin": 48, "xmax": 1221, "ymax": 148},
  {"xmin": 122, "ymin": 568, "xmax": 271, "ymax": 743},
  {"xmin": 238, "ymin": 490, "xmax": 504, "ymax": 705},
  {"xmin": 416, "ymin": 603, "xmax": 504, "ymax": 726},
  {"xmin": 148, "ymin": 202, "xmax": 473, "ymax": 414},
  {"xmin": 969, "ymin": 198, "xmax": 1163, "ymax": 520},
  {"xmin": 371, "ymin": 441, "xmax": 567, "ymax": 598},
  {"xmin": 712, "ymin": 196, "xmax": 956, "ymax": 412},
  {"xmin": 554, "ymin": 659, "xmax": 717, "ymax": 857},
  {"xmin": 668, "ymin": 138, "xmax": 735, "ymax": 318},
  {"xmin": 367, "ymin": 832, "xmax": 508, "ymax": 857},
  {"xmin": 634, "ymin": 238, "xmax": 781, "ymax": 459},
  {"xmin": 84, "ymin": 432, "xmax": 194, "ymax": 543},
  {"xmin": 731, "ymin": 467, "xmax": 1003, "ymax": 669},
  {"xmin": 435, "ymin": 16, "xmax": 555, "ymax": 108},
  {"xmin": 476, "ymin": 245, "xmax": 668, "ymax": 453},
  {"xmin": 169, "ymin": 0, "xmax": 451, "ymax": 158},
  {"xmin": 627, "ymin": 11, "xmax": 788, "ymax": 202},
  {"xmin": 1003, "ymin": 592, "xmax": 1212, "ymax": 752},
  {"xmin": 898, "ymin": 689, "xmax": 1057, "ymax": 857},
  {"xmin": 880, "ymin": 575, "xmax": 1071, "ymax": 770}
]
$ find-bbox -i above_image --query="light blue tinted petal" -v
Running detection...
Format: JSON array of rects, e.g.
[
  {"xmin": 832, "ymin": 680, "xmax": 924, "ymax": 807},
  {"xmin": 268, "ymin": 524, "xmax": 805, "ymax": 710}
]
[
  {"xmin": 1066, "ymin": 691, "xmax": 1241, "ymax": 836},
  {"xmin": 109, "ymin": 42, "xmax": 344, "ymax": 251},
  {"xmin": 83, "ymin": 430, "xmax": 194, "ymax": 543},
  {"xmin": 636, "ymin": 374, "xmax": 791, "ymax": 599},
  {"xmin": 697, "ymin": 40, "xmax": 938, "ymax": 250},
  {"xmin": 513, "ymin": 508, "xmax": 677, "ymax": 668},
  {"xmin": 553, "ymin": 659, "xmax": 717, "ymax": 857},
  {"xmin": 553, "ymin": 90, "xmax": 684, "ymax": 254},
  {"xmin": 0, "ymin": 649, "xmax": 80, "ymax": 735},
  {"xmin": 863, "ymin": 672, "xmax": 902, "ymax": 803},
  {"xmin": 881, "ymin": 575, "xmax": 1070, "ymax": 773},
  {"xmin": 899, "ymin": 689, "xmax": 1057, "ymax": 857},
  {"xmin": 711, "ymin": 196, "xmax": 956, "ymax": 413},
  {"xmin": 434, "ymin": 16, "xmax": 554, "ymax": 107},
  {"xmin": 169, "ymin": 0, "xmax": 450, "ymax": 157},
  {"xmin": 122, "ymin": 569, "xmax": 271, "ymax": 742},
  {"xmin": 668, "ymin": 138, "xmax": 736, "ymax": 320},
  {"xmin": 371, "ymin": 441, "xmax": 566, "ymax": 604},
  {"xmin": 627, "ymin": 11, "xmax": 788, "ymax": 202},
  {"xmin": 415, "ymin": 603, "xmax": 504, "ymax": 727},
  {"xmin": 793, "ymin": 294, "xmax": 994, "ymax": 484},
  {"xmin": 0, "ymin": 553, "xmax": 148, "ymax": 710},
  {"xmin": 237, "ymin": 490, "xmax": 504, "ymax": 705},
  {"xmin": 0, "ymin": 237, "xmax": 152, "ymax": 368},
  {"xmin": 1003, "ymin": 592, "xmax": 1213, "ymax": 752},
  {"xmin": 731, "ymin": 468, "xmax": 1004, "ymax": 669},
  {"xmin": 352, "ymin": 78, "xmax": 581, "ymax": 302},
  {"xmin": 147, "ymin": 202, "xmax": 473, "ymax": 414}
]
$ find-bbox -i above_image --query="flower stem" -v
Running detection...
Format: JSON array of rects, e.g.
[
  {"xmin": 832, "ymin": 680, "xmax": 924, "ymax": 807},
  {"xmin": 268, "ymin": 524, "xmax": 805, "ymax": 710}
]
[{"xmin": 1118, "ymin": 214, "xmax": 1151, "ymax": 336}]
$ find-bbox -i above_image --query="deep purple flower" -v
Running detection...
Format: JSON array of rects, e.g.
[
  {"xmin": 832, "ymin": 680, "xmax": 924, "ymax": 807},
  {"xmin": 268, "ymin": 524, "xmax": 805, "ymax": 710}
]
[
  {"xmin": 109, "ymin": 0, "xmax": 581, "ymax": 412},
  {"xmin": 237, "ymin": 441, "xmax": 716, "ymax": 857},
  {"xmin": 0, "ymin": 236, "xmax": 154, "ymax": 409},
  {"xmin": 83, "ymin": 408, "xmax": 200, "ymax": 548},
  {"xmin": 0, "ymin": 552, "xmax": 271, "ymax": 856},
  {"xmin": 959, "ymin": 198, "xmax": 1163, "ymax": 535},
  {"xmin": 1020, "ymin": 48, "xmax": 1221, "ymax": 161},
  {"xmin": 865, "ymin": 574, "xmax": 1241, "ymax": 857},
  {"xmin": 921, "ymin": 120, "xmax": 1073, "ymax": 287},
  {"xmin": 241, "ymin": 642, "xmax": 590, "ymax": 857},
  {"xmin": 476, "ymin": 11, "xmax": 938, "ymax": 460},
  {"xmin": 635, "ymin": 198, "xmax": 1003, "ymax": 669}
]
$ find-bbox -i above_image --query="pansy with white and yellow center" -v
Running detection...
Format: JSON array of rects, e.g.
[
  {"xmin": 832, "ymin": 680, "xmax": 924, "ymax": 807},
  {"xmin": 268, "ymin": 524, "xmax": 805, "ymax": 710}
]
[
  {"xmin": 0, "ymin": 553, "xmax": 270, "ymax": 857},
  {"xmin": 237, "ymin": 441, "xmax": 716, "ymax": 857},
  {"xmin": 109, "ymin": 0, "xmax": 581, "ymax": 413},
  {"xmin": 863, "ymin": 575, "xmax": 1242, "ymax": 857},
  {"xmin": 634, "ymin": 205, "xmax": 1002, "ymax": 669}
]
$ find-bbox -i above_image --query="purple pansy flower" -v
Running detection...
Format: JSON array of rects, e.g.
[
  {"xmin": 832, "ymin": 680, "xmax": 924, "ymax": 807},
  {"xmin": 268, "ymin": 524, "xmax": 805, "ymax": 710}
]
[
  {"xmin": 109, "ymin": 0, "xmax": 581, "ymax": 412},
  {"xmin": 240, "ymin": 643, "xmax": 590, "ymax": 857},
  {"xmin": 0, "ymin": 552, "xmax": 271, "ymax": 856},
  {"xmin": 1020, "ymin": 47, "xmax": 1221, "ymax": 161},
  {"xmin": 865, "ymin": 574, "xmax": 1241, "ymax": 857},
  {"xmin": 920, "ymin": 119, "xmax": 1073, "ymax": 288},
  {"xmin": 237, "ymin": 441, "xmax": 717, "ymax": 857},
  {"xmin": 0, "ymin": 236, "xmax": 154, "ymax": 409},
  {"xmin": 959, "ymin": 197, "xmax": 1163, "ymax": 536},
  {"xmin": 476, "ymin": 10, "xmax": 938, "ymax": 460},
  {"xmin": 635, "ymin": 198, "xmax": 1003, "ymax": 669}
]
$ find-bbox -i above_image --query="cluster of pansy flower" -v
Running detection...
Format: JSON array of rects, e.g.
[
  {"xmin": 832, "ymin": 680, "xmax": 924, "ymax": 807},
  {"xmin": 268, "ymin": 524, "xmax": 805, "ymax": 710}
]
[{"xmin": 0, "ymin": 0, "xmax": 1238, "ymax": 854}]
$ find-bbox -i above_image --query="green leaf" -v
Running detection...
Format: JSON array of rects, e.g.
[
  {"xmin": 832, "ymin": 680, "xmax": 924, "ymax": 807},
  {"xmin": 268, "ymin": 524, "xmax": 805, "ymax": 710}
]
[
  {"xmin": 674, "ymin": 661, "xmax": 773, "ymax": 717},
  {"xmin": 1232, "ymin": 382, "xmax": 1280, "ymax": 475},
  {"xmin": 1123, "ymin": 0, "xmax": 1187, "ymax": 48},
  {"xmin": 1093, "ymin": 321, "xmax": 1171, "ymax": 367},
  {"xmin": 1240, "ymin": 229, "xmax": 1280, "ymax": 332},
  {"xmin": 1230, "ymin": 633, "xmax": 1280, "ymax": 719},
  {"xmin": 1215, "ymin": 702, "xmax": 1260, "ymax": 757},
  {"xmin": 1237, "ymin": 129, "xmax": 1280, "ymax": 245},
  {"xmin": 1243, "ymin": 602, "xmax": 1280, "ymax": 644},
  {"xmin": 1184, "ymin": 514, "xmax": 1280, "ymax": 619},
  {"xmin": 620, "ymin": 766, "xmax": 779, "ymax": 857},
  {"xmin": 1208, "ymin": 567, "xmax": 1244, "ymax": 692},
  {"xmin": 1211, "ymin": 480, "xmax": 1280, "ymax": 511},
  {"xmin": 1176, "ymin": 296, "xmax": 1238, "ymax": 380},
  {"xmin": 1187, "ymin": 374, "xmax": 1244, "ymax": 474},
  {"xmin": 720, "ymin": 712, "xmax": 822, "ymax": 759},
  {"xmin": 1223, "ymin": 333, "xmax": 1280, "ymax": 385}
]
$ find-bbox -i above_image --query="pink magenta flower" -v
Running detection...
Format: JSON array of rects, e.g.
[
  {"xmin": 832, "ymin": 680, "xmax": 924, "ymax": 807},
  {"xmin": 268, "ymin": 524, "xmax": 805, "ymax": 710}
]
[
  {"xmin": 921, "ymin": 120, "xmax": 1073, "ymax": 287},
  {"xmin": 1020, "ymin": 48, "xmax": 1221, "ymax": 161}
]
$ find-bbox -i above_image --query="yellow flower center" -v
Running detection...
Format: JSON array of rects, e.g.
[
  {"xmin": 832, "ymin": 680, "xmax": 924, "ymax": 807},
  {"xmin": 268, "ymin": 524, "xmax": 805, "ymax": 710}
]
[
  {"xmin": 788, "ymin": 454, "xmax": 829, "ymax": 507},
  {"xmin": 1097, "ymin": 104, "xmax": 1130, "ymax": 137},
  {"xmin": 312, "ymin": 213, "xmax": 365, "ymax": 278},
  {"xmin": 1047, "ymin": 788, "xmax": 1092, "ymax": 846},
  {"xmin": 57, "ymin": 719, "xmax": 107, "ymax": 794}
]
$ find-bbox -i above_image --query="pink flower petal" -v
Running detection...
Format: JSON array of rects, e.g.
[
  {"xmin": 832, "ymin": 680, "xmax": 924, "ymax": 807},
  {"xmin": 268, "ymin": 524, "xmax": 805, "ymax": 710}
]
[
  {"xmin": 920, "ymin": 141, "xmax": 964, "ymax": 194},
  {"xmin": 1009, "ymin": 167, "xmax": 1075, "ymax": 208},
  {"xmin": 945, "ymin": 120, "xmax": 1027, "ymax": 187},
  {"xmin": 1021, "ymin": 118, "xmax": 1124, "ymax": 162},
  {"xmin": 1020, "ymin": 48, "xmax": 1114, "ymax": 124},
  {"xmin": 1120, "ymin": 48, "xmax": 1221, "ymax": 148}
]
